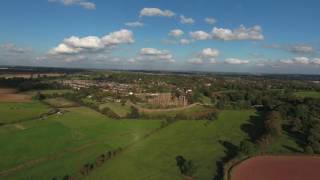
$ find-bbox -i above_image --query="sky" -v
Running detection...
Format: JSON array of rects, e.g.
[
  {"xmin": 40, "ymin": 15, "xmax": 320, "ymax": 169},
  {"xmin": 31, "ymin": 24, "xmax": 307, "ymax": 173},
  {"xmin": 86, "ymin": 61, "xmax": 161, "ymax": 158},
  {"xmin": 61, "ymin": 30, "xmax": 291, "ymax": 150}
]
[{"xmin": 0, "ymin": 0, "xmax": 320, "ymax": 74}]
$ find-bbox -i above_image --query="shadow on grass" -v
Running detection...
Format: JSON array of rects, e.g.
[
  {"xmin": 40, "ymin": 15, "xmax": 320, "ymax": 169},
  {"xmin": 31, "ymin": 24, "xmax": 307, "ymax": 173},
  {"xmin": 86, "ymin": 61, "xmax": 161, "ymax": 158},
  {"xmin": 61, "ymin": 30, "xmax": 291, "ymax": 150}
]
[
  {"xmin": 240, "ymin": 110, "xmax": 266, "ymax": 142},
  {"xmin": 213, "ymin": 141, "xmax": 239, "ymax": 180},
  {"xmin": 282, "ymin": 124, "xmax": 306, "ymax": 152}
]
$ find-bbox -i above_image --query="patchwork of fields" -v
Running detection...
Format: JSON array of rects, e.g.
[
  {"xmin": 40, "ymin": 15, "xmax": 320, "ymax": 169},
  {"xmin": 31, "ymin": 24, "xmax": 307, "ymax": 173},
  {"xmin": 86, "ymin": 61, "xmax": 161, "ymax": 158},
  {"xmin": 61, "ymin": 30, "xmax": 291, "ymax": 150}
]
[
  {"xmin": 0, "ymin": 88, "xmax": 305, "ymax": 180},
  {"xmin": 0, "ymin": 105, "xmax": 162, "ymax": 179}
]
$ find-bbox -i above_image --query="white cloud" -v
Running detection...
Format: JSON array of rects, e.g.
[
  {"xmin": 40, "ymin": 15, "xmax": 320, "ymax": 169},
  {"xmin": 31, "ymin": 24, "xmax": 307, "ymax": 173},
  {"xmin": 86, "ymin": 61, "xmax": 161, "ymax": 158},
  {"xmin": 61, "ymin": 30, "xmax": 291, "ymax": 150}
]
[
  {"xmin": 188, "ymin": 58, "xmax": 203, "ymax": 64},
  {"xmin": 225, "ymin": 58, "xmax": 250, "ymax": 64},
  {"xmin": 180, "ymin": 15, "xmax": 195, "ymax": 24},
  {"xmin": 49, "ymin": 29, "xmax": 134, "ymax": 55},
  {"xmin": 0, "ymin": 43, "xmax": 35, "ymax": 65},
  {"xmin": 49, "ymin": 0, "xmax": 96, "ymax": 10},
  {"xmin": 139, "ymin": 8, "xmax": 175, "ymax": 17},
  {"xmin": 264, "ymin": 44, "xmax": 317, "ymax": 55},
  {"xmin": 293, "ymin": 56, "xmax": 310, "ymax": 64},
  {"xmin": 138, "ymin": 48, "xmax": 174, "ymax": 62},
  {"xmin": 313, "ymin": 58, "xmax": 320, "ymax": 65},
  {"xmin": 78, "ymin": 1, "xmax": 95, "ymax": 9},
  {"xmin": 168, "ymin": 29, "xmax": 184, "ymax": 38},
  {"xmin": 280, "ymin": 59, "xmax": 294, "ymax": 64},
  {"xmin": 64, "ymin": 36, "xmax": 103, "ymax": 49},
  {"xmin": 1, "ymin": 43, "xmax": 32, "ymax": 54},
  {"xmin": 189, "ymin": 48, "xmax": 220, "ymax": 64},
  {"xmin": 209, "ymin": 58, "xmax": 217, "ymax": 64},
  {"xmin": 212, "ymin": 25, "xmax": 263, "ymax": 41},
  {"xmin": 200, "ymin": 48, "xmax": 219, "ymax": 58},
  {"xmin": 101, "ymin": 29, "xmax": 134, "ymax": 46},
  {"xmin": 180, "ymin": 39, "xmax": 191, "ymax": 45},
  {"xmin": 280, "ymin": 57, "xmax": 310, "ymax": 65},
  {"xmin": 289, "ymin": 45, "xmax": 316, "ymax": 54},
  {"xmin": 204, "ymin": 17, "xmax": 217, "ymax": 24},
  {"xmin": 190, "ymin": 31, "xmax": 211, "ymax": 40},
  {"xmin": 125, "ymin": 21, "xmax": 144, "ymax": 27}
]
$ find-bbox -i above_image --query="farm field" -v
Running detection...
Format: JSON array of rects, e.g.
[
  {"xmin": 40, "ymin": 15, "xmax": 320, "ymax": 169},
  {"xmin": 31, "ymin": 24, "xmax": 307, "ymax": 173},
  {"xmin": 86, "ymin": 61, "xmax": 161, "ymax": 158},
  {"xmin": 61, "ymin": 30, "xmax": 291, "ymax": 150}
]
[
  {"xmin": 44, "ymin": 97, "xmax": 78, "ymax": 108},
  {"xmin": 24, "ymin": 89, "xmax": 73, "ymax": 96},
  {"xmin": 231, "ymin": 156, "xmax": 320, "ymax": 180},
  {"xmin": 0, "ymin": 88, "xmax": 31, "ymax": 102},
  {"xmin": 0, "ymin": 101, "xmax": 50, "ymax": 124},
  {"xmin": 0, "ymin": 107, "xmax": 162, "ymax": 179},
  {"xmin": 294, "ymin": 91, "xmax": 320, "ymax": 99},
  {"xmin": 99, "ymin": 102, "xmax": 131, "ymax": 117},
  {"xmin": 137, "ymin": 103, "xmax": 213, "ymax": 119},
  {"xmin": 85, "ymin": 110, "xmax": 257, "ymax": 180}
]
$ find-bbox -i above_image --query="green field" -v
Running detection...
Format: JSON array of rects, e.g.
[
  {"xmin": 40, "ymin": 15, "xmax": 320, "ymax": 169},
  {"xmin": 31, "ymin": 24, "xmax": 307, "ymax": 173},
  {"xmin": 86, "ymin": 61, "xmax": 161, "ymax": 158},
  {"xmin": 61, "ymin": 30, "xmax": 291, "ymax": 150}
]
[
  {"xmin": 0, "ymin": 101, "xmax": 50, "ymax": 124},
  {"xmin": 24, "ymin": 89, "xmax": 73, "ymax": 96},
  {"xmin": 44, "ymin": 97, "xmax": 78, "ymax": 108},
  {"xmin": 0, "ymin": 107, "xmax": 162, "ymax": 179},
  {"xmin": 85, "ymin": 110, "xmax": 257, "ymax": 180},
  {"xmin": 294, "ymin": 91, "xmax": 320, "ymax": 99},
  {"xmin": 99, "ymin": 102, "xmax": 131, "ymax": 117},
  {"xmin": 139, "ymin": 104, "xmax": 213, "ymax": 119}
]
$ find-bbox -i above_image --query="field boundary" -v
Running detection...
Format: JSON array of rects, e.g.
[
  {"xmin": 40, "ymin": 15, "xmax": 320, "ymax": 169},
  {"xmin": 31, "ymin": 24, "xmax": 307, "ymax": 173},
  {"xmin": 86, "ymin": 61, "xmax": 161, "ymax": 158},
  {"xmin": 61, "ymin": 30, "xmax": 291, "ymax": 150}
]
[{"xmin": 0, "ymin": 120, "xmax": 175, "ymax": 178}]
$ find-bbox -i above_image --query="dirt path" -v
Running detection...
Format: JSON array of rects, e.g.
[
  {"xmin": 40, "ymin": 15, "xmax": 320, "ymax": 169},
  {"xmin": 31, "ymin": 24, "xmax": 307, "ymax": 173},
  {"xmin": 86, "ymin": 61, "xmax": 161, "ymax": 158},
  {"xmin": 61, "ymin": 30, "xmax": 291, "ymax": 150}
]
[{"xmin": 14, "ymin": 124, "xmax": 26, "ymax": 130}]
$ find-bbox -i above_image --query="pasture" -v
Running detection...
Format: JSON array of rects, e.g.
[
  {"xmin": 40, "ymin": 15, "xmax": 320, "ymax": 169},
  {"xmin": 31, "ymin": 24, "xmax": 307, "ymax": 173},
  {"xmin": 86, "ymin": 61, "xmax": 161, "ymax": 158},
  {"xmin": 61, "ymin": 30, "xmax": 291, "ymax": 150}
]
[
  {"xmin": 0, "ymin": 101, "xmax": 50, "ymax": 124},
  {"xmin": 294, "ymin": 91, "xmax": 320, "ymax": 99},
  {"xmin": 99, "ymin": 102, "xmax": 131, "ymax": 117},
  {"xmin": 137, "ymin": 103, "xmax": 213, "ymax": 119},
  {"xmin": 44, "ymin": 97, "xmax": 78, "ymax": 108},
  {"xmin": 24, "ymin": 89, "xmax": 73, "ymax": 96},
  {"xmin": 0, "ymin": 106, "xmax": 162, "ymax": 179},
  {"xmin": 85, "ymin": 110, "xmax": 257, "ymax": 180}
]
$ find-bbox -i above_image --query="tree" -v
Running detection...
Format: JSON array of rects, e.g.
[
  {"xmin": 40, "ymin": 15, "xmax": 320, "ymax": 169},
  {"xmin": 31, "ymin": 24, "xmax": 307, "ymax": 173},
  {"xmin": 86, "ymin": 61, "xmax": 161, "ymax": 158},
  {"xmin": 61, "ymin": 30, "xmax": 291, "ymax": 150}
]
[
  {"xmin": 128, "ymin": 106, "xmax": 139, "ymax": 119},
  {"xmin": 175, "ymin": 155, "xmax": 196, "ymax": 176},
  {"xmin": 239, "ymin": 140, "xmax": 257, "ymax": 155}
]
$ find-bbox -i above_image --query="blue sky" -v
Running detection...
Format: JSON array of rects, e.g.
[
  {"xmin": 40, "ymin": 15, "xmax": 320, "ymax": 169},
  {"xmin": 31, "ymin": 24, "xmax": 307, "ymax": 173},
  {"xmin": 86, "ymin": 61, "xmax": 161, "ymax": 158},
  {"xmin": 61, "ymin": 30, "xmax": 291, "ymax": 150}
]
[{"xmin": 0, "ymin": 0, "xmax": 320, "ymax": 74}]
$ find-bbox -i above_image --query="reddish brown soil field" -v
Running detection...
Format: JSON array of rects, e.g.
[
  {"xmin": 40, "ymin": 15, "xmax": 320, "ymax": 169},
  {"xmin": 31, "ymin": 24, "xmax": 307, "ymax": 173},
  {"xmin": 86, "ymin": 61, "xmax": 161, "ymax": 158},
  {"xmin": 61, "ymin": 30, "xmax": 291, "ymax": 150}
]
[
  {"xmin": 232, "ymin": 156, "xmax": 320, "ymax": 180},
  {"xmin": 0, "ymin": 88, "xmax": 31, "ymax": 102}
]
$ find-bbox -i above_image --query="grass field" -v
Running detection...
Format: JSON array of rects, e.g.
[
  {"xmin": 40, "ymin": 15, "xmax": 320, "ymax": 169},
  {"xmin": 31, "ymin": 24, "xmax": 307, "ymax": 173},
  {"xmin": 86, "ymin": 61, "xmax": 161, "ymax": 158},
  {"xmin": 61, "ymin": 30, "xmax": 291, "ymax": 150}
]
[
  {"xmin": 294, "ymin": 91, "xmax": 320, "ymax": 99},
  {"xmin": 84, "ymin": 110, "xmax": 257, "ymax": 180},
  {"xmin": 0, "ymin": 101, "xmax": 50, "ymax": 124},
  {"xmin": 0, "ymin": 107, "xmax": 162, "ymax": 179},
  {"xmin": 24, "ymin": 89, "xmax": 73, "ymax": 96},
  {"xmin": 99, "ymin": 102, "xmax": 131, "ymax": 117},
  {"xmin": 138, "ymin": 103, "xmax": 213, "ymax": 119},
  {"xmin": 44, "ymin": 97, "xmax": 78, "ymax": 108}
]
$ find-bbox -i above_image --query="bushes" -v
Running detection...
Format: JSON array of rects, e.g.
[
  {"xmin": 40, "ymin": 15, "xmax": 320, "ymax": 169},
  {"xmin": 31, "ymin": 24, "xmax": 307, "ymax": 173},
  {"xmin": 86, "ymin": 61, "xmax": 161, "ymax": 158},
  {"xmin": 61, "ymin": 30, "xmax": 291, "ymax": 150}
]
[
  {"xmin": 175, "ymin": 156, "xmax": 196, "ymax": 177},
  {"xmin": 100, "ymin": 107, "xmax": 120, "ymax": 119},
  {"xmin": 127, "ymin": 106, "xmax": 140, "ymax": 119}
]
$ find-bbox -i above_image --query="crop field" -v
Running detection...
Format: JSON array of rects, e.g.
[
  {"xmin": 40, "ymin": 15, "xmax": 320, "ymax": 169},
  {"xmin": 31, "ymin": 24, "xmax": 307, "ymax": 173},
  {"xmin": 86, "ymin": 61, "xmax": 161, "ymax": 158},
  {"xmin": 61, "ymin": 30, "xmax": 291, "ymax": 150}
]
[
  {"xmin": 0, "ymin": 101, "xmax": 50, "ymax": 124},
  {"xmin": 232, "ymin": 156, "xmax": 320, "ymax": 180},
  {"xmin": 85, "ymin": 110, "xmax": 257, "ymax": 180},
  {"xmin": 294, "ymin": 91, "xmax": 320, "ymax": 99},
  {"xmin": 0, "ymin": 88, "xmax": 31, "ymax": 103},
  {"xmin": 0, "ymin": 107, "xmax": 162, "ymax": 179}
]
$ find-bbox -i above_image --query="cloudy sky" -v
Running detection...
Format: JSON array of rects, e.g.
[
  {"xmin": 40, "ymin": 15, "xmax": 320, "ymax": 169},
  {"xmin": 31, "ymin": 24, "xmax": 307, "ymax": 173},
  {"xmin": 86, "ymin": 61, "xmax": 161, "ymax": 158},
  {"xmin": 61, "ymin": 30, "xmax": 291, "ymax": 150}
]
[{"xmin": 0, "ymin": 0, "xmax": 320, "ymax": 74}]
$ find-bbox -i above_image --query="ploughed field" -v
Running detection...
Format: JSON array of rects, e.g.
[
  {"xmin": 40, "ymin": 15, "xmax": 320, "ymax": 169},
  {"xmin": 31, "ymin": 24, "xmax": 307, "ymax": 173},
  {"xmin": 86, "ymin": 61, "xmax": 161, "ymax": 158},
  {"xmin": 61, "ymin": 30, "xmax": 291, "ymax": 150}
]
[
  {"xmin": 0, "ymin": 88, "xmax": 31, "ymax": 102},
  {"xmin": 232, "ymin": 156, "xmax": 320, "ymax": 180}
]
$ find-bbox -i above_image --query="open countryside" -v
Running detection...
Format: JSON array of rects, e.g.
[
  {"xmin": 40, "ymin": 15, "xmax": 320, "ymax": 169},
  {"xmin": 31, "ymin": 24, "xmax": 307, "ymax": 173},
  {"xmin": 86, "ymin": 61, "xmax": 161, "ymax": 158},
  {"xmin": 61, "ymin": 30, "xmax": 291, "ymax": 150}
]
[{"xmin": 1, "ymin": 0, "xmax": 320, "ymax": 179}]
